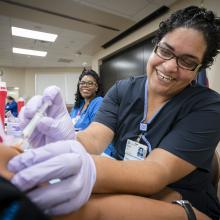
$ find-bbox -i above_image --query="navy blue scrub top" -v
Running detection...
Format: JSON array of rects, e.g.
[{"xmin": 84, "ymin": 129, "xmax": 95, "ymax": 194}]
[{"xmin": 94, "ymin": 75, "xmax": 220, "ymax": 219}]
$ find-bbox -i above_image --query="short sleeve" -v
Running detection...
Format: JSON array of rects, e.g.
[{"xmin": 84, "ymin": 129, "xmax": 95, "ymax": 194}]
[
  {"xmin": 88, "ymin": 96, "xmax": 103, "ymax": 121},
  {"xmin": 159, "ymin": 106, "xmax": 220, "ymax": 171},
  {"xmin": 94, "ymin": 82, "xmax": 121, "ymax": 133}
]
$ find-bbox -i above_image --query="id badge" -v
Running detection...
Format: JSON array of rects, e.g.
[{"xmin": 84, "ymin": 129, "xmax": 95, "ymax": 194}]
[{"xmin": 124, "ymin": 139, "xmax": 147, "ymax": 160}]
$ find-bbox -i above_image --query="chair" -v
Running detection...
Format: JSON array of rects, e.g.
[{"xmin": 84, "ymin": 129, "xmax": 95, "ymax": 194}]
[{"xmin": 211, "ymin": 150, "xmax": 220, "ymax": 192}]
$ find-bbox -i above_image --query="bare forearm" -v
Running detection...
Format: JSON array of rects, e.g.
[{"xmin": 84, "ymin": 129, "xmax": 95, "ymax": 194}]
[
  {"xmin": 92, "ymin": 148, "xmax": 196, "ymax": 196},
  {"xmin": 76, "ymin": 131, "xmax": 100, "ymax": 154},
  {"xmin": 92, "ymin": 155, "xmax": 169, "ymax": 196},
  {"xmin": 53, "ymin": 194, "xmax": 211, "ymax": 220},
  {"xmin": 76, "ymin": 122, "xmax": 114, "ymax": 154}
]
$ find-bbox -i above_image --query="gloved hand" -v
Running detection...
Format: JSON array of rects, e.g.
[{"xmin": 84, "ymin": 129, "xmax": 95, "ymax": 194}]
[
  {"xmin": 19, "ymin": 86, "xmax": 75, "ymax": 148},
  {"xmin": 8, "ymin": 140, "xmax": 96, "ymax": 215}
]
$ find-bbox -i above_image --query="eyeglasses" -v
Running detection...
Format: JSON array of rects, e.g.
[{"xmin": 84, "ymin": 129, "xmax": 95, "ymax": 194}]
[
  {"xmin": 154, "ymin": 45, "xmax": 201, "ymax": 71},
  {"xmin": 79, "ymin": 81, "xmax": 96, "ymax": 87}
]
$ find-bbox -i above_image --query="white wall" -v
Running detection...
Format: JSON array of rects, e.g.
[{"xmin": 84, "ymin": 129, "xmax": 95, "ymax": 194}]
[
  {"xmin": 2, "ymin": 67, "xmax": 83, "ymax": 104},
  {"xmin": 35, "ymin": 72, "xmax": 81, "ymax": 104},
  {"xmin": 1, "ymin": 67, "xmax": 26, "ymax": 98}
]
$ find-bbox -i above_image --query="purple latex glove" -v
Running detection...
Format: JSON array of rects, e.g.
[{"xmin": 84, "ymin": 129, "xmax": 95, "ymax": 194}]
[
  {"xmin": 8, "ymin": 140, "xmax": 96, "ymax": 215},
  {"xmin": 19, "ymin": 86, "xmax": 75, "ymax": 147}
]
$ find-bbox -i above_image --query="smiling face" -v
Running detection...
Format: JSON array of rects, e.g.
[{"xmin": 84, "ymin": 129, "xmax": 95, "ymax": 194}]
[
  {"xmin": 79, "ymin": 75, "xmax": 98, "ymax": 101},
  {"xmin": 147, "ymin": 27, "xmax": 207, "ymax": 100}
]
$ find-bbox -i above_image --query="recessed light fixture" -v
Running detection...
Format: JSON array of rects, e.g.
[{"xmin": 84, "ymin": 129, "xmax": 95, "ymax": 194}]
[
  {"xmin": 13, "ymin": 47, "xmax": 47, "ymax": 57},
  {"xmin": 11, "ymin": 26, "xmax": 57, "ymax": 42}
]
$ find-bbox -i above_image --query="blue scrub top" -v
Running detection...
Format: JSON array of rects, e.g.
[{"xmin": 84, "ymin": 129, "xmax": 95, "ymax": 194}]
[{"xmin": 70, "ymin": 96, "xmax": 103, "ymax": 130}]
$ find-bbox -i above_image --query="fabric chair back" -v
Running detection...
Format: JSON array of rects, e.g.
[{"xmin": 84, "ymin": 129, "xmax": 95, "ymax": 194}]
[{"xmin": 211, "ymin": 150, "xmax": 220, "ymax": 192}]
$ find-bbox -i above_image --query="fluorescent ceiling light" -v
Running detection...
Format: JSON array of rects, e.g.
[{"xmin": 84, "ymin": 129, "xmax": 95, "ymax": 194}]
[
  {"xmin": 11, "ymin": 26, "xmax": 57, "ymax": 42},
  {"xmin": 13, "ymin": 47, "xmax": 47, "ymax": 57}
]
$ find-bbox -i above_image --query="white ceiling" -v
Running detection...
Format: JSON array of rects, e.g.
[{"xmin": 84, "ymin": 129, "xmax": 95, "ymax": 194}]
[{"xmin": 0, "ymin": 0, "xmax": 178, "ymax": 68}]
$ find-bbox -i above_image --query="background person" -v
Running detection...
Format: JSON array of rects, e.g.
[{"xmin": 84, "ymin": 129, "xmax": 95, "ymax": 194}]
[
  {"xmin": 5, "ymin": 96, "xmax": 18, "ymax": 117},
  {"xmin": 70, "ymin": 69, "xmax": 103, "ymax": 131},
  {"xmin": 70, "ymin": 68, "xmax": 114, "ymax": 155},
  {"xmin": 8, "ymin": 6, "xmax": 220, "ymax": 220}
]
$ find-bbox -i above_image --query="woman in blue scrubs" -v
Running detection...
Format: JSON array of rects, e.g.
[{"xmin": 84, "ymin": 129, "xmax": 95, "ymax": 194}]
[{"xmin": 70, "ymin": 69, "xmax": 103, "ymax": 131}]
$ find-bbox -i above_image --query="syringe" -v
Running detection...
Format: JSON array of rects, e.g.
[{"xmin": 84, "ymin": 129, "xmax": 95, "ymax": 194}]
[{"xmin": 21, "ymin": 99, "xmax": 52, "ymax": 150}]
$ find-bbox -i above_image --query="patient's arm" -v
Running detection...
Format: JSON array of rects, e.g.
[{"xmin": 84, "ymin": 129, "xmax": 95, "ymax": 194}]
[
  {"xmin": 0, "ymin": 144, "xmax": 74, "ymax": 220},
  {"xmin": 0, "ymin": 143, "xmax": 21, "ymax": 179},
  {"xmin": 0, "ymin": 144, "xmax": 183, "ymax": 220}
]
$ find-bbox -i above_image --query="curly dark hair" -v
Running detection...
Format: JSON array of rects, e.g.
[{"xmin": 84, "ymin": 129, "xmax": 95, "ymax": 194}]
[
  {"xmin": 153, "ymin": 6, "xmax": 220, "ymax": 69},
  {"xmin": 74, "ymin": 69, "xmax": 104, "ymax": 108}
]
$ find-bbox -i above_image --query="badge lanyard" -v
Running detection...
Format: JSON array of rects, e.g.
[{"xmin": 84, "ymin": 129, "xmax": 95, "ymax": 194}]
[
  {"xmin": 124, "ymin": 79, "xmax": 170, "ymax": 161},
  {"xmin": 138, "ymin": 79, "xmax": 169, "ymax": 152},
  {"xmin": 139, "ymin": 79, "xmax": 149, "ymax": 133},
  {"xmin": 137, "ymin": 79, "xmax": 152, "ymax": 153},
  {"xmin": 124, "ymin": 79, "xmax": 150, "ymax": 160}
]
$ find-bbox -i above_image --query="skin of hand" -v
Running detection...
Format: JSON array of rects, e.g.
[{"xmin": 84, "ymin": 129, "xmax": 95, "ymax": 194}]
[
  {"xmin": 0, "ymin": 144, "xmax": 22, "ymax": 179},
  {"xmin": 0, "ymin": 143, "xmax": 78, "ymax": 220}
]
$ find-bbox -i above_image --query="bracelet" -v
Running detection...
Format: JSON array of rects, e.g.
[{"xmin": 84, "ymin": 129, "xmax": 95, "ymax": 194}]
[{"xmin": 172, "ymin": 200, "xmax": 197, "ymax": 220}]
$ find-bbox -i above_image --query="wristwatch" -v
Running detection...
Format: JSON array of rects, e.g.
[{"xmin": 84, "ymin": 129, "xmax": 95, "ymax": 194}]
[{"xmin": 172, "ymin": 200, "xmax": 197, "ymax": 220}]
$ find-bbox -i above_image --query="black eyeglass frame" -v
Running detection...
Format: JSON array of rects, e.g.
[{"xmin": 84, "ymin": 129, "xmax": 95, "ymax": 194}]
[
  {"xmin": 154, "ymin": 45, "xmax": 202, "ymax": 72},
  {"xmin": 79, "ymin": 81, "xmax": 97, "ymax": 87}
]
